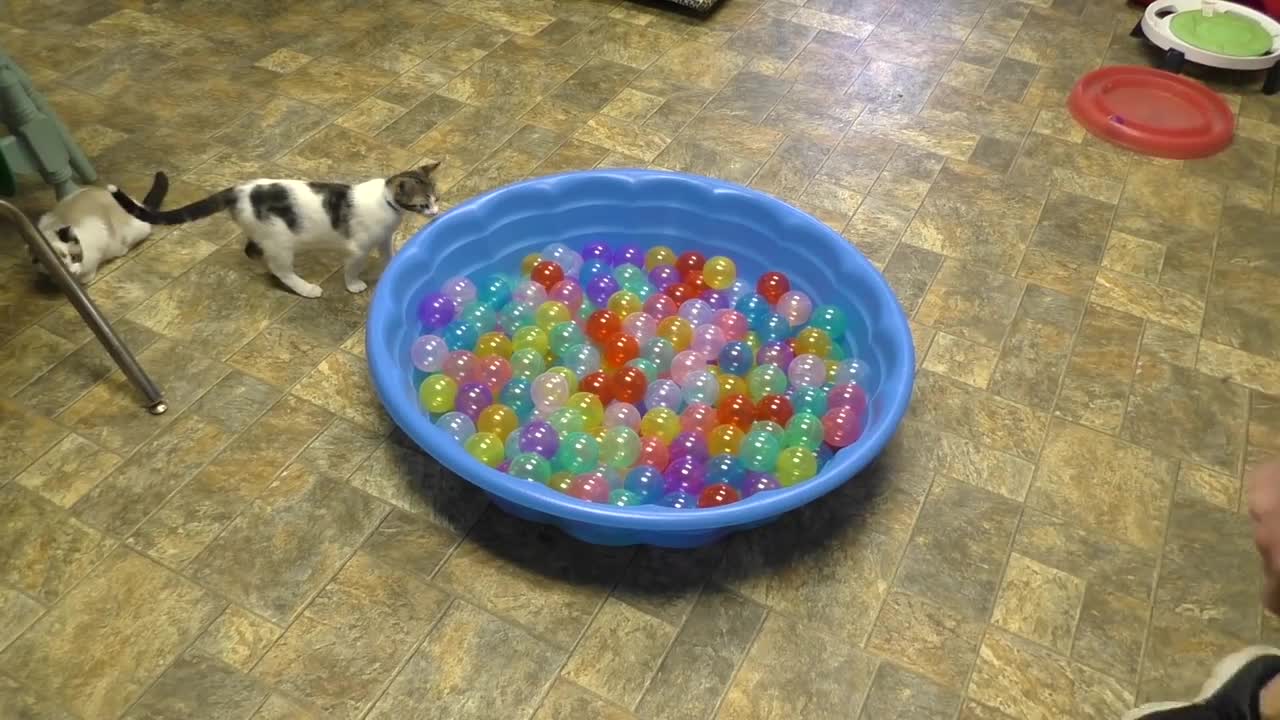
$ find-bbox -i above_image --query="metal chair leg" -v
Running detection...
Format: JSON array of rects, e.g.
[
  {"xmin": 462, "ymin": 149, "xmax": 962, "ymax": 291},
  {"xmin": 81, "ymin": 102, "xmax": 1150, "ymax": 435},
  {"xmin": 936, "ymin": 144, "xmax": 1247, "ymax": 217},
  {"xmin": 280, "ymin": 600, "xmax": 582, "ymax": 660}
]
[{"xmin": 0, "ymin": 199, "xmax": 167, "ymax": 414}]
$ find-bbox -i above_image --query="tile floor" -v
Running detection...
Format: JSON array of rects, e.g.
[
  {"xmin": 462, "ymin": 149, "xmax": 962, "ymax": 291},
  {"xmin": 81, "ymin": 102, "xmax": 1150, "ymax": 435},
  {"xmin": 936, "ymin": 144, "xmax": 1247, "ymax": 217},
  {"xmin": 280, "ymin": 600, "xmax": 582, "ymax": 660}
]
[{"xmin": 2, "ymin": 0, "xmax": 1279, "ymax": 718}]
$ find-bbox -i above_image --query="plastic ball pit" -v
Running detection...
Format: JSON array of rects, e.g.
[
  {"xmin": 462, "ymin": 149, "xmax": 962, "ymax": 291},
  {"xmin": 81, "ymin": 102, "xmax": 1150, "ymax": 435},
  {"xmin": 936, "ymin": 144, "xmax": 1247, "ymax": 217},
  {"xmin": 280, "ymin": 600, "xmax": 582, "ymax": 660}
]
[{"xmin": 367, "ymin": 170, "xmax": 915, "ymax": 548}]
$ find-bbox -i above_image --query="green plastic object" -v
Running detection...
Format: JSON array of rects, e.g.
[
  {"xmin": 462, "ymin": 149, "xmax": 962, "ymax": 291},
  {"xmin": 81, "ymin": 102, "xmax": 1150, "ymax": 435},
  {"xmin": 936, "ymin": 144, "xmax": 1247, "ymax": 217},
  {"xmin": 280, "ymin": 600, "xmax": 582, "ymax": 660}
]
[{"xmin": 1170, "ymin": 10, "xmax": 1274, "ymax": 56}]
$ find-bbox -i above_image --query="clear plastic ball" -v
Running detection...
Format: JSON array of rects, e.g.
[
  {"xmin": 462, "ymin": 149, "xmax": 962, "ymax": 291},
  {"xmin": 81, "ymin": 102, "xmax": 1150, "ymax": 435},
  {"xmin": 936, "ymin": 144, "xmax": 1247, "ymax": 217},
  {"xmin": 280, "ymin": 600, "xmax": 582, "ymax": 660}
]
[
  {"xmin": 787, "ymin": 354, "xmax": 828, "ymax": 388},
  {"xmin": 530, "ymin": 372, "xmax": 570, "ymax": 409},
  {"xmin": 776, "ymin": 290, "xmax": 814, "ymax": 327},
  {"xmin": 681, "ymin": 369, "xmax": 720, "ymax": 406},
  {"xmin": 441, "ymin": 276, "xmax": 477, "ymax": 307},
  {"xmin": 622, "ymin": 312, "xmax": 659, "ymax": 344},
  {"xmin": 410, "ymin": 335, "xmax": 449, "ymax": 373},
  {"xmin": 603, "ymin": 401, "xmax": 642, "ymax": 430},
  {"xmin": 690, "ymin": 324, "xmax": 727, "ymax": 356},
  {"xmin": 434, "ymin": 411, "xmax": 475, "ymax": 443},
  {"xmin": 644, "ymin": 378, "xmax": 684, "ymax": 412}
]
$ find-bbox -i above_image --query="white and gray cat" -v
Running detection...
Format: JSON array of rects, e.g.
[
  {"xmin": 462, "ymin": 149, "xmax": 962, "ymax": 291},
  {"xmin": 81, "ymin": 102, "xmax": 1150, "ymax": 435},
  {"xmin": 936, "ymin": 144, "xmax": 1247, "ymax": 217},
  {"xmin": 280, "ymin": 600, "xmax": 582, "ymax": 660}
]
[
  {"xmin": 34, "ymin": 171, "xmax": 169, "ymax": 283},
  {"xmin": 108, "ymin": 162, "xmax": 441, "ymax": 298}
]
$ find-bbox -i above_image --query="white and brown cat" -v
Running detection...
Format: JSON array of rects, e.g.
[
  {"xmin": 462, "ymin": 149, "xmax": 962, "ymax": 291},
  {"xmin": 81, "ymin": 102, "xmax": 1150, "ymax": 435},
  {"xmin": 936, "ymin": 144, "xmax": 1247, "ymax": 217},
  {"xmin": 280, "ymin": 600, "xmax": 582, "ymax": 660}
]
[{"xmin": 108, "ymin": 162, "xmax": 441, "ymax": 298}]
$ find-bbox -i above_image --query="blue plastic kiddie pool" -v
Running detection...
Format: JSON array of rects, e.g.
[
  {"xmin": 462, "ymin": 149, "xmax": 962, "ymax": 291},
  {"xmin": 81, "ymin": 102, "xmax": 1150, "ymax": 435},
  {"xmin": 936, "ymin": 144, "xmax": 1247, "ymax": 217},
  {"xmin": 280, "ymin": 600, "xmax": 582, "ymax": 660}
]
[{"xmin": 367, "ymin": 170, "xmax": 914, "ymax": 548}]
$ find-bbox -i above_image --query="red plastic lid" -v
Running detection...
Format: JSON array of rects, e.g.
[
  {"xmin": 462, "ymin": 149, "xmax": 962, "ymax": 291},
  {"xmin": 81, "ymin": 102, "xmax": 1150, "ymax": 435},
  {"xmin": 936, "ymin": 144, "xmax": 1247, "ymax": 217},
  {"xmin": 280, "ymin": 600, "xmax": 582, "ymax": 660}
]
[{"xmin": 1068, "ymin": 65, "xmax": 1234, "ymax": 159}]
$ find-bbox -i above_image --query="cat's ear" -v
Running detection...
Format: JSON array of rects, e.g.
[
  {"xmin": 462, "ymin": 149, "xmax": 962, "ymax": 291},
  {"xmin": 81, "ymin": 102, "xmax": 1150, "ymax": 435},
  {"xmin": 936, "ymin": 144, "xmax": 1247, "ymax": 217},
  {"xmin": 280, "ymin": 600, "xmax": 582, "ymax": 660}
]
[{"xmin": 418, "ymin": 160, "xmax": 441, "ymax": 176}]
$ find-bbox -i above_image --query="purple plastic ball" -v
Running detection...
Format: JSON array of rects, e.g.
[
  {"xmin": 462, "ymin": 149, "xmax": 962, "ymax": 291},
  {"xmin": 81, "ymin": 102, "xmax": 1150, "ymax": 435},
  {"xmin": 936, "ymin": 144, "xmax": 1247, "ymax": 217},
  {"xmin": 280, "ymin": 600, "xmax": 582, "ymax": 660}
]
[
  {"xmin": 669, "ymin": 431, "xmax": 710, "ymax": 464},
  {"xmin": 663, "ymin": 455, "xmax": 706, "ymax": 495},
  {"xmin": 702, "ymin": 289, "xmax": 733, "ymax": 309},
  {"xmin": 648, "ymin": 265, "xmax": 680, "ymax": 290},
  {"xmin": 582, "ymin": 241, "xmax": 611, "ymax": 262},
  {"xmin": 613, "ymin": 244, "xmax": 644, "ymax": 267},
  {"xmin": 518, "ymin": 420, "xmax": 560, "ymax": 459},
  {"xmin": 498, "ymin": 460, "xmax": 511, "ymax": 473},
  {"xmin": 417, "ymin": 292, "xmax": 456, "ymax": 330},
  {"xmin": 742, "ymin": 471, "xmax": 781, "ymax": 498},
  {"xmin": 757, "ymin": 342, "xmax": 795, "ymax": 369},
  {"xmin": 455, "ymin": 382, "xmax": 493, "ymax": 420},
  {"xmin": 585, "ymin": 274, "xmax": 620, "ymax": 306}
]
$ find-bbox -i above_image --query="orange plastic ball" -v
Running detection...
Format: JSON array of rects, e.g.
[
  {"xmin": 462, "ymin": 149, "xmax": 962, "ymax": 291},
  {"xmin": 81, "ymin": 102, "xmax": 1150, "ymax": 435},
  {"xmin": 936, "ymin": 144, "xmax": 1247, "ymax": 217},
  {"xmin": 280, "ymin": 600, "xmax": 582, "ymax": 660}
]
[
  {"xmin": 757, "ymin": 271, "xmax": 791, "ymax": 305},
  {"xmin": 579, "ymin": 370, "xmax": 614, "ymax": 404},
  {"xmin": 603, "ymin": 332, "xmax": 640, "ymax": 368},
  {"xmin": 586, "ymin": 309, "xmax": 621, "ymax": 344},
  {"xmin": 717, "ymin": 393, "xmax": 756, "ymax": 430},
  {"xmin": 610, "ymin": 365, "xmax": 648, "ymax": 404},
  {"xmin": 664, "ymin": 283, "xmax": 695, "ymax": 304},
  {"xmin": 685, "ymin": 269, "xmax": 709, "ymax": 295},
  {"xmin": 530, "ymin": 260, "xmax": 565, "ymax": 290},
  {"xmin": 676, "ymin": 251, "xmax": 705, "ymax": 279}
]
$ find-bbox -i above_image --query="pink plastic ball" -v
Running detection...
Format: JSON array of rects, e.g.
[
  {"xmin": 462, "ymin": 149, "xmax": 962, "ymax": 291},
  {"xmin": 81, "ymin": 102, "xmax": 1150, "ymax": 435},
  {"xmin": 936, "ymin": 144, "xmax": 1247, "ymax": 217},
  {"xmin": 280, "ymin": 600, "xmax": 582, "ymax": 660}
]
[
  {"xmin": 569, "ymin": 472, "xmax": 611, "ymax": 503},
  {"xmin": 622, "ymin": 312, "xmax": 659, "ymax": 344},
  {"xmin": 669, "ymin": 350, "xmax": 708, "ymax": 386},
  {"xmin": 828, "ymin": 383, "xmax": 868, "ymax": 417},
  {"xmin": 513, "ymin": 280, "xmax": 547, "ymax": 305},
  {"xmin": 644, "ymin": 294, "xmax": 678, "ymax": 319},
  {"xmin": 410, "ymin": 335, "xmax": 449, "ymax": 372},
  {"xmin": 442, "ymin": 351, "xmax": 479, "ymax": 383},
  {"xmin": 690, "ymin": 324, "xmax": 727, "ymax": 356},
  {"xmin": 776, "ymin": 291, "xmax": 814, "ymax": 327},
  {"xmin": 604, "ymin": 401, "xmax": 642, "ymax": 430},
  {"xmin": 680, "ymin": 403, "xmax": 718, "ymax": 435},
  {"xmin": 712, "ymin": 309, "xmax": 749, "ymax": 341},
  {"xmin": 677, "ymin": 299, "xmax": 714, "ymax": 325},
  {"xmin": 476, "ymin": 356, "xmax": 512, "ymax": 393},
  {"xmin": 822, "ymin": 405, "xmax": 863, "ymax": 447},
  {"xmin": 549, "ymin": 279, "xmax": 584, "ymax": 313},
  {"xmin": 787, "ymin": 353, "xmax": 827, "ymax": 388},
  {"xmin": 442, "ymin": 276, "xmax": 477, "ymax": 307}
]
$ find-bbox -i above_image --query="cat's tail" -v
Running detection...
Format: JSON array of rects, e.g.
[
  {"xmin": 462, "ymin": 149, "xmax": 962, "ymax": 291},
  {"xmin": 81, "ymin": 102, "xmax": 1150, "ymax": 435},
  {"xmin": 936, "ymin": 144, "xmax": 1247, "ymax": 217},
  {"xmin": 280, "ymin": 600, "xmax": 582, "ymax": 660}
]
[
  {"xmin": 107, "ymin": 183, "xmax": 236, "ymax": 225},
  {"xmin": 140, "ymin": 171, "xmax": 169, "ymax": 211}
]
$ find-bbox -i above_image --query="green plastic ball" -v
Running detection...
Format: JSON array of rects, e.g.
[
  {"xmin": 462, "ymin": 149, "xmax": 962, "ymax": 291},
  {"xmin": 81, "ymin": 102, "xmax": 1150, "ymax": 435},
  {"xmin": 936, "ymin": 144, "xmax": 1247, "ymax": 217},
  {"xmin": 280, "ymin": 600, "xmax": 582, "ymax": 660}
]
[
  {"xmin": 464, "ymin": 431, "xmax": 504, "ymax": 467},
  {"xmin": 626, "ymin": 358, "xmax": 659, "ymax": 383},
  {"xmin": 739, "ymin": 429, "xmax": 781, "ymax": 472},
  {"xmin": 609, "ymin": 488, "xmax": 645, "ymax": 506},
  {"xmin": 776, "ymin": 447, "xmax": 818, "ymax": 486},
  {"xmin": 791, "ymin": 386, "xmax": 828, "ymax": 416},
  {"xmin": 599, "ymin": 426, "xmax": 641, "ymax": 469},
  {"xmin": 749, "ymin": 420, "xmax": 786, "ymax": 444},
  {"xmin": 547, "ymin": 407, "xmax": 587, "ymax": 435},
  {"xmin": 418, "ymin": 374, "xmax": 458, "ymax": 414},
  {"xmin": 784, "ymin": 412, "xmax": 824, "ymax": 450},
  {"xmin": 641, "ymin": 337, "xmax": 676, "ymax": 368},
  {"xmin": 555, "ymin": 431, "xmax": 600, "ymax": 473},
  {"xmin": 549, "ymin": 321, "xmax": 586, "ymax": 356},
  {"xmin": 746, "ymin": 364, "xmax": 787, "ymax": 401},
  {"xmin": 809, "ymin": 305, "xmax": 847, "ymax": 337},
  {"xmin": 508, "ymin": 452, "xmax": 551, "ymax": 483},
  {"xmin": 509, "ymin": 348, "xmax": 546, "ymax": 381}
]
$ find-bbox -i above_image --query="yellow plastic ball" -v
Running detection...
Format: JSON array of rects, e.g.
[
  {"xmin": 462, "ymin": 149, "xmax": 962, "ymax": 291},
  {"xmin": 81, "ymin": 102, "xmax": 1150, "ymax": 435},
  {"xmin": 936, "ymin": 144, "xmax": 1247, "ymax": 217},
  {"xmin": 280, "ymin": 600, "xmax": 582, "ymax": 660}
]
[
  {"xmin": 708, "ymin": 423, "xmax": 745, "ymax": 455},
  {"xmin": 535, "ymin": 300, "xmax": 571, "ymax": 330},
  {"xmin": 477, "ymin": 404, "xmax": 519, "ymax": 440},
  {"xmin": 475, "ymin": 332, "xmax": 512, "ymax": 358},
  {"xmin": 640, "ymin": 407, "xmax": 681, "ymax": 444},
  {"xmin": 566, "ymin": 391, "xmax": 605, "ymax": 429},
  {"xmin": 743, "ymin": 331, "xmax": 761, "ymax": 354},
  {"xmin": 520, "ymin": 253, "xmax": 541, "ymax": 276},
  {"xmin": 607, "ymin": 290, "xmax": 642, "ymax": 317},
  {"xmin": 547, "ymin": 472, "xmax": 574, "ymax": 493},
  {"xmin": 719, "ymin": 374, "xmax": 747, "ymax": 398},
  {"xmin": 825, "ymin": 359, "xmax": 840, "ymax": 384},
  {"xmin": 777, "ymin": 446, "xmax": 818, "ymax": 486},
  {"xmin": 645, "ymin": 245, "xmax": 676, "ymax": 271},
  {"xmin": 702, "ymin": 256, "xmax": 736, "ymax": 290},
  {"xmin": 794, "ymin": 327, "xmax": 833, "ymax": 358},
  {"xmin": 418, "ymin": 374, "xmax": 458, "ymax": 413},
  {"xmin": 657, "ymin": 316, "xmax": 693, "ymax": 351},
  {"xmin": 464, "ymin": 431, "xmax": 504, "ymax": 467},
  {"xmin": 511, "ymin": 326, "xmax": 549, "ymax": 355}
]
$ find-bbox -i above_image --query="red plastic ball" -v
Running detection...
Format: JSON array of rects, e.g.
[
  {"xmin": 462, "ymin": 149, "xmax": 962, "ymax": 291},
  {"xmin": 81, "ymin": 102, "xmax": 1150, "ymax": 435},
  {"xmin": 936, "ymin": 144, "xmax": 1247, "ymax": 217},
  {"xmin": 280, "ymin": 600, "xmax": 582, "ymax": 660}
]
[
  {"xmin": 637, "ymin": 436, "xmax": 670, "ymax": 470},
  {"xmin": 685, "ymin": 269, "xmax": 709, "ymax": 295},
  {"xmin": 610, "ymin": 365, "xmax": 648, "ymax": 404},
  {"xmin": 756, "ymin": 394, "xmax": 794, "ymax": 426},
  {"xmin": 757, "ymin": 271, "xmax": 791, "ymax": 305},
  {"xmin": 586, "ymin": 309, "xmax": 621, "ymax": 344},
  {"xmin": 530, "ymin": 260, "xmax": 565, "ymax": 291},
  {"xmin": 603, "ymin": 332, "xmax": 640, "ymax": 367},
  {"xmin": 717, "ymin": 393, "xmax": 756, "ymax": 430},
  {"xmin": 676, "ymin": 251, "xmax": 706, "ymax": 279},
  {"xmin": 698, "ymin": 483, "xmax": 741, "ymax": 507},
  {"xmin": 579, "ymin": 371, "xmax": 614, "ymax": 404},
  {"xmin": 664, "ymin": 283, "xmax": 695, "ymax": 304}
]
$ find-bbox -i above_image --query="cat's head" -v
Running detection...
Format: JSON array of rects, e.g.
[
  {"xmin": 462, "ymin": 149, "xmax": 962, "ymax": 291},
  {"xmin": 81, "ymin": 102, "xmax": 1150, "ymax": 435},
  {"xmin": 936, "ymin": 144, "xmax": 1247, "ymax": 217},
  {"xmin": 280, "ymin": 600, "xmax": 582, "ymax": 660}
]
[
  {"xmin": 388, "ymin": 161, "xmax": 441, "ymax": 216},
  {"xmin": 31, "ymin": 222, "xmax": 83, "ymax": 279}
]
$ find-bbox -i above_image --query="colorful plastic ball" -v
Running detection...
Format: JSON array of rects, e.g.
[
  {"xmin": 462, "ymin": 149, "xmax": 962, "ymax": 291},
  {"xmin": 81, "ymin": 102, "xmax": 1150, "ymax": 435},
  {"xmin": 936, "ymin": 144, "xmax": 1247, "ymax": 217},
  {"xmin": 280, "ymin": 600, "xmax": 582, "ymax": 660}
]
[
  {"xmin": 698, "ymin": 483, "xmax": 741, "ymax": 507},
  {"xmin": 776, "ymin": 291, "xmax": 813, "ymax": 327},
  {"xmin": 790, "ymin": 386, "xmax": 828, "ymax": 417},
  {"xmin": 441, "ymin": 276, "xmax": 477, "ymax": 307},
  {"xmin": 776, "ymin": 447, "xmax": 818, "ymax": 486},
  {"xmin": 831, "ymin": 359, "xmax": 864, "ymax": 386},
  {"xmin": 644, "ymin": 379, "xmax": 684, "ymax": 412},
  {"xmin": 615, "ymin": 264, "xmax": 646, "ymax": 289},
  {"xmin": 828, "ymin": 383, "xmax": 868, "ymax": 417},
  {"xmin": 757, "ymin": 271, "xmax": 791, "ymax": 304},
  {"xmin": 530, "ymin": 372, "xmax": 571, "ymax": 409},
  {"xmin": 720, "ymin": 373, "xmax": 747, "ymax": 399},
  {"xmin": 474, "ymin": 332, "xmax": 512, "ymax": 359},
  {"xmin": 648, "ymin": 264, "xmax": 680, "ymax": 290},
  {"xmin": 419, "ymin": 374, "xmax": 458, "ymax": 413},
  {"xmin": 750, "ymin": 420, "xmax": 786, "ymax": 446},
  {"xmin": 509, "ymin": 326, "xmax": 547, "ymax": 356},
  {"xmin": 472, "ymin": 355, "xmax": 510, "ymax": 392},
  {"xmin": 658, "ymin": 491, "xmax": 697, "ymax": 509},
  {"xmin": 706, "ymin": 454, "xmax": 747, "ymax": 488},
  {"xmin": 809, "ymin": 305, "xmax": 847, "ymax": 337},
  {"xmin": 455, "ymin": 382, "xmax": 494, "ymax": 420},
  {"xmin": 579, "ymin": 371, "xmax": 614, "ymax": 404},
  {"xmin": 555, "ymin": 431, "xmax": 599, "ymax": 473},
  {"xmin": 520, "ymin": 253, "xmax": 541, "ymax": 276},
  {"xmin": 603, "ymin": 401, "xmax": 641, "ymax": 430},
  {"xmin": 794, "ymin": 327, "xmax": 833, "ymax": 358},
  {"xmin": 756, "ymin": 341, "xmax": 794, "ymax": 369},
  {"xmin": 702, "ymin": 256, "xmax": 736, "ymax": 290},
  {"xmin": 621, "ymin": 312, "xmax": 659, "ymax": 344},
  {"xmin": 599, "ymin": 426, "xmax": 641, "ymax": 469},
  {"xmin": 509, "ymin": 348, "xmax": 546, "ymax": 381},
  {"xmin": 727, "ymin": 278, "xmax": 753, "ymax": 301},
  {"xmin": 585, "ymin": 274, "xmax": 620, "ymax": 306},
  {"xmin": 547, "ymin": 472, "xmax": 574, "ymax": 494},
  {"xmin": 565, "ymin": 392, "xmax": 605, "ymax": 429},
  {"xmin": 718, "ymin": 341, "xmax": 754, "ymax": 375},
  {"xmin": 643, "ymin": 293, "xmax": 678, "ymax": 319},
  {"xmin": 542, "ymin": 323, "xmax": 579, "ymax": 358},
  {"xmin": 735, "ymin": 293, "xmax": 771, "ymax": 325},
  {"xmin": 663, "ymin": 455, "xmax": 706, "ymax": 495},
  {"xmin": 669, "ymin": 350, "xmax": 707, "ymax": 386},
  {"xmin": 411, "ymin": 335, "xmax": 449, "ymax": 373},
  {"xmin": 624, "ymin": 465, "xmax": 665, "ymax": 502},
  {"xmin": 441, "ymin": 320, "xmax": 479, "ymax": 351},
  {"xmin": 435, "ymin": 411, "xmax": 475, "ymax": 443},
  {"xmin": 417, "ymin": 292, "xmax": 455, "ymax": 330},
  {"xmin": 543, "ymin": 243, "xmax": 582, "ymax": 275},
  {"xmin": 756, "ymin": 313, "xmax": 791, "ymax": 344},
  {"xmin": 657, "ymin": 316, "xmax": 693, "ymax": 350},
  {"xmin": 746, "ymin": 364, "xmax": 788, "ymax": 401},
  {"xmin": 609, "ymin": 489, "xmax": 644, "ymax": 506},
  {"xmin": 476, "ymin": 274, "xmax": 512, "ymax": 309},
  {"xmin": 585, "ymin": 309, "xmax": 620, "ymax": 343},
  {"xmin": 464, "ymin": 432, "xmax": 504, "ymax": 467},
  {"xmin": 742, "ymin": 471, "xmax": 781, "ymax": 498},
  {"xmin": 641, "ymin": 337, "xmax": 676, "ymax": 370},
  {"xmin": 681, "ymin": 369, "xmax": 720, "ymax": 406},
  {"xmin": 477, "ymin": 403, "xmax": 518, "ymax": 439},
  {"xmin": 581, "ymin": 258, "xmax": 612, "ymax": 283},
  {"xmin": 499, "ymin": 378, "xmax": 534, "ymax": 418},
  {"xmin": 686, "ymin": 268, "xmax": 710, "ymax": 295},
  {"xmin": 569, "ymin": 473, "xmax": 611, "ymax": 503},
  {"xmin": 743, "ymin": 331, "xmax": 762, "ymax": 354},
  {"xmin": 680, "ymin": 403, "xmax": 718, "ymax": 436},
  {"xmin": 613, "ymin": 244, "xmax": 644, "ymax": 267},
  {"xmin": 636, "ymin": 436, "xmax": 670, "ymax": 470},
  {"xmin": 690, "ymin": 324, "xmax": 727, "ymax": 356},
  {"xmin": 663, "ymin": 282, "xmax": 695, "ymax": 305},
  {"xmin": 755, "ymin": 394, "xmax": 794, "ymax": 427},
  {"xmin": 788, "ymin": 354, "xmax": 828, "ymax": 388},
  {"xmin": 530, "ymin": 302, "xmax": 566, "ymax": 331},
  {"xmin": 740, "ymin": 429, "xmax": 781, "ymax": 471},
  {"xmin": 822, "ymin": 405, "xmax": 863, "ymax": 447},
  {"xmin": 669, "ymin": 431, "xmax": 710, "ymax": 465},
  {"xmin": 675, "ymin": 251, "xmax": 706, "ymax": 279},
  {"xmin": 562, "ymin": 343, "xmax": 602, "ymax": 378},
  {"xmin": 608, "ymin": 291, "xmax": 642, "ymax": 317},
  {"xmin": 707, "ymin": 424, "xmax": 745, "ymax": 455},
  {"xmin": 548, "ymin": 278, "xmax": 584, "ymax": 312},
  {"xmin": 678, "ymin": 299, "xmax": 714, "ymax": 326},
  {"xmin": 609, "ymin": 365, "xmax": 648, "ymax": 404},
  {"xmin": 530, "ymin": 260, "xmax": 564, "ymax": 290},
  {"xmin": 508, "ymin": 452, "xmax": 552, "ymax": 483},
  {"xmin": 547, "ymin": 407, "xmax": 587, "ymax": 435},
  {"xmin": 513, "ymin": 280, "xmax": 547, "ymax": 306},
  {"xmin": 501, "ymin": 301, "xmax": 537, "ymax": 331},
  {"xmin": 441, "ymin": 350, "xmax": 478, "ymax": 384},
  {"xmin": 640, "ymin": 406, "xmax": 682, "ymax": 444},
  {"xmin": 582, "ymin": 241, "xmax": 611, "ymax": 262},
  {"xmin": 702, "ymin": 289, "xmax": 733, "ymax": 310},
  {"xmin": 645, "ymin": 246, "xmax": 676, "ymax": 271},
  {"xmin": 459, "ymin": 302, "xmax": 497, "ymax": 332},
  {"xmin": 718, "ymin": 393, "xmax": 755, "ymax": 430},
  {"xmin": 603, "ymin": 332, "xmax": 640, "ymax": 368}
]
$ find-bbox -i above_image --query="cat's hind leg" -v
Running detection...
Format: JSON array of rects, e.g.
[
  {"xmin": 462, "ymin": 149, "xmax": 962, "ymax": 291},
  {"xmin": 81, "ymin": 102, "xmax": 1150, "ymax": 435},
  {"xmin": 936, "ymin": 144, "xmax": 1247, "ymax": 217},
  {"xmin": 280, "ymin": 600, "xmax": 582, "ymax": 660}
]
[{"xmin": 262, "ymin": 242, "xmax": 322, "ymax": 298}]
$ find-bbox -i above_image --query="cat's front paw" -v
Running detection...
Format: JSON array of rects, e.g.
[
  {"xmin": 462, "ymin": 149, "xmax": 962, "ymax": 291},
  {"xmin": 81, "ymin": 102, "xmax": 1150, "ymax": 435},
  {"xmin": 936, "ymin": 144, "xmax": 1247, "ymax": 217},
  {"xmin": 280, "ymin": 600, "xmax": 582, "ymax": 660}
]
[
  {"xmin": 297, "ymin": 283, "xmax": 323, "ymax": 299},
  {"xmin": 345, "ymin": 279, "xmax": 368, "ymax": 294}
]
